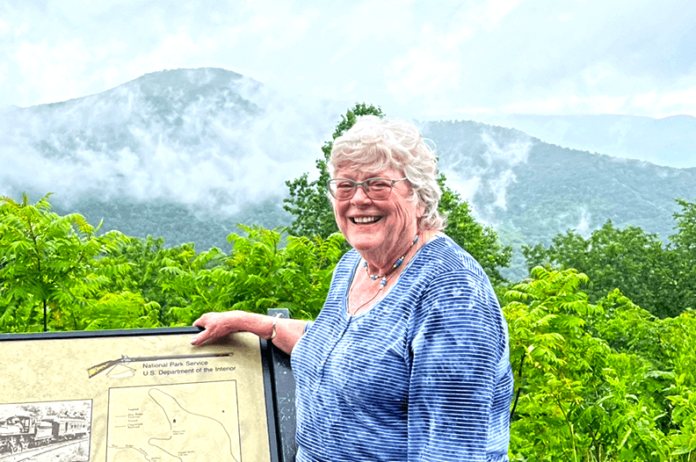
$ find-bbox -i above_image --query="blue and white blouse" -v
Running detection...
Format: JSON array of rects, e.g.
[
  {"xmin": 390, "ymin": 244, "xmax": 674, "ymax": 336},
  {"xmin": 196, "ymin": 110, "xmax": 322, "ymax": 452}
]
[{"xmin": 292, "ymin": 234, "xmax": 513, "ymax": 462}]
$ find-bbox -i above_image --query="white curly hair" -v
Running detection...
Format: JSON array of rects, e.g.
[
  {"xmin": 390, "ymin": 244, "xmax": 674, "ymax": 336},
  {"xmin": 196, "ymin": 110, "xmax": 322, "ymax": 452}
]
[{"xmin": 328, "ymin": 115, "xmax": 445, "ymax": 231}]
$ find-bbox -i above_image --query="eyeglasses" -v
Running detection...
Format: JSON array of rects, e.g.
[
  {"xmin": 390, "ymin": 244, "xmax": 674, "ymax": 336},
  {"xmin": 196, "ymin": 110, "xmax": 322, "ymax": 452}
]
[{"xmin": 327, "ymin": 177, "xmax": 409, "ymax": 201}]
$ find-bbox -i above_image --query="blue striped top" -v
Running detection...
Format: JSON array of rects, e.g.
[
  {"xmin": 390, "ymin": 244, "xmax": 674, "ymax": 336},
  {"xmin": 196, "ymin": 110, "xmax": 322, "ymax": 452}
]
[{"xmin": 291, "ymin": 235, "xmax": 513, "ymax": 462}]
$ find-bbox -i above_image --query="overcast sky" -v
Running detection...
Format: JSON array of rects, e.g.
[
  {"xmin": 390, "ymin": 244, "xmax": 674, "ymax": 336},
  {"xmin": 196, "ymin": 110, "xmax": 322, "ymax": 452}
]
[{"xmin": 2, "ymin": 0, "xmax": 696, "ymax": 119}]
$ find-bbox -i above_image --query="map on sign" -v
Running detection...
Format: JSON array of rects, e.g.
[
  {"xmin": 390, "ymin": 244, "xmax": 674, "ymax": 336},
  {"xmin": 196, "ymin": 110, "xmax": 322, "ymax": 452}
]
[
  {"xmin": 106, "ymin": 381, "xmax": 241, "ymax": 462},
  {"xmin": 0, "ymin": 330, "xmax": 273, "ymax": 462}
]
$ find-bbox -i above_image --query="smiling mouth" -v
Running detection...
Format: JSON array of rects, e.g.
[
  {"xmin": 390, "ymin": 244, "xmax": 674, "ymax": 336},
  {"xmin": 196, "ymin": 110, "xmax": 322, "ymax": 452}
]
[{"xmin": 350, "ymin": 216, "xmax": 382, "ymax": 224}]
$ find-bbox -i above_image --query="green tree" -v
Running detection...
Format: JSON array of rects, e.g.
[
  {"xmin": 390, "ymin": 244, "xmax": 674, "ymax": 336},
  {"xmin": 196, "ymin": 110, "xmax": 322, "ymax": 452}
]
[
  {"xmin": 505, "ymin": 268, "xmax": 673, "ymax": 461},
  {"xmin": 670, "ymin": 198, "xmax": 696, "ymax": 313},
  {"xmin": 0, "ymin": 195, "xmax": 160, "ymax": 332},
  {"xmin": 523, "ymin": 220, "xmax": 681, "ymax": 318},
  {"xmin": 161, "ymin": 226, "xmax": 345, "ymax": 324},
  {"xmin": 100, "ymin": 235, "xmax": 199, "ymax": 324}
]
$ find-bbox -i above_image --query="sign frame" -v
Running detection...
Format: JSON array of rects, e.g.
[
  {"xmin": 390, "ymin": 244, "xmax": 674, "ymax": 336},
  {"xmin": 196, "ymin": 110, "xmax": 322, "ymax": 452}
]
[{"xmin": 0, "ymin": 326, "xmax": 286, "ymax": 462}]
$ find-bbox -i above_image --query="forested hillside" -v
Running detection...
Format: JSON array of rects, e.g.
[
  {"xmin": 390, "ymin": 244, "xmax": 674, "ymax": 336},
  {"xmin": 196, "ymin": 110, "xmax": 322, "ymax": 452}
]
[
  {"xmin": 2, "ymin": 192, "xmax": 695, "ymax": 461},
  {"xmin": 0, "ymin": 67, "xmax": 335, "ymax": 248},
  {"xmin": 2, "ymin": 68, "xmax": 695, "ymax": 270},
  {"xmin": 421, "ymin": 120, "xmax": 696, "ymax": 278},
  {"xmin": 477, "ymin": 113, "xmax": 696, "ymax": 168},
  {"xmin": 3, "ymin": 101, "xmax": 696, "ymax": 460}
]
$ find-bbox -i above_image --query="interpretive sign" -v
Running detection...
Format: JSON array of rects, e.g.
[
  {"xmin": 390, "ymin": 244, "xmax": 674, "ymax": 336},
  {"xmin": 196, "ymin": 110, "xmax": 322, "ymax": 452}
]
[{"xmin": 0, "ymin": 327, "xmax": 283, "ymax": 462}]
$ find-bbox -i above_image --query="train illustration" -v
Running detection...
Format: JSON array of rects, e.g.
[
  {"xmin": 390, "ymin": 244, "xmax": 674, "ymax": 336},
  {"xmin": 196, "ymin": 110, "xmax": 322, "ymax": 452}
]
[{"xmin": 0, "ymin": 413, "xmax": 89, "ymax": 454}]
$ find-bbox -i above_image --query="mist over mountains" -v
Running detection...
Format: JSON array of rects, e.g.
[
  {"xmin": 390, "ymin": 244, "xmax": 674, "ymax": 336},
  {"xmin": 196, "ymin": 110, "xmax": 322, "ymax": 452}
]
[
  {"xmin": 476, "ymin": 113, "xmax": 696, "ymax": 168},
  {"xmin": 0, "ymin": 68, "xmax": 344, "ymax": 249},
  {"xmin": 420, "ymin": 120, "xmax": 696, "ymax": 276},
  {"xmin": 1, "ymin": 67, "xmax": 695, "ymax": 277}
]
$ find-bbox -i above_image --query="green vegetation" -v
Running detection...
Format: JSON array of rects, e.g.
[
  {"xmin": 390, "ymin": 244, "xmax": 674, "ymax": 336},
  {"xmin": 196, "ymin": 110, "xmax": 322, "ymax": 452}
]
[
  {"xmin": 2, "ymin": 106, "xmax": 696, "ymax": 460},
  {"xmin": 3, "ymin": 191, "xmax": 696, "ymax": 460},
  {"xmin": 523, "ymin": 199, "xmax": 696, "ymax": 319},
  {"xmin": 0, "ymin": 194, "xmax": 159, "ymax": 332},
  {"xmin": 505, "ymin": 269, "xmax": 696, "ymax": 460}
]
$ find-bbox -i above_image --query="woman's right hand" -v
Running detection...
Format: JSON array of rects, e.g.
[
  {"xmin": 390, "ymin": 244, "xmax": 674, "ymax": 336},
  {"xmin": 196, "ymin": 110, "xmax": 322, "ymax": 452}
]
[
  {"xmin": 191, "ymin": 311, "xmax": 248, "ymax": 346},
  {"xmin": 191, "ymin": 310, "xmax": 307, "ymax": 355}
]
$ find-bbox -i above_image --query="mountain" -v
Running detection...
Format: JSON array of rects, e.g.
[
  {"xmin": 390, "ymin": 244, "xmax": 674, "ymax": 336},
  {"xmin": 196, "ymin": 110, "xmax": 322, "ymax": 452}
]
[
  {"xmin": 475, "ymin": 114, "xmax": 696, "ymax": 168},
  {"xmin": 0, "ymin": 68, "xmax": 341, "ymax": 250},
  {"xmin": 420, "ymin": 120, "xmax": 696, "ymax": 278},
  {"xmin": 2, "ymin": 68, "xmax": 694, "ymax": 279}
]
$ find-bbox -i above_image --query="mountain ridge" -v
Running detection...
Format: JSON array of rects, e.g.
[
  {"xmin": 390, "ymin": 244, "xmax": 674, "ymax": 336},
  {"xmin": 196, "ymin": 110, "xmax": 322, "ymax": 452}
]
[
  {"xmin": 475, "ymin": 113, "xmax": 696, "ymax": 168},
  {"xmin": 1, "ymin": 67, "xmax": 694, "ymax": 278}
]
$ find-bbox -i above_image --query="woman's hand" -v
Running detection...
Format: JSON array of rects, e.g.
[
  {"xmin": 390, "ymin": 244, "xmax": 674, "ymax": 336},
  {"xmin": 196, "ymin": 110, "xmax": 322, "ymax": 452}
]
[
  {"xmin": 191, "ymin": 310, "xmax": 308, "ymax": 355},
  {"xmin": 191, "ymin": 311, "xmax": 248, "ymax": 346}
]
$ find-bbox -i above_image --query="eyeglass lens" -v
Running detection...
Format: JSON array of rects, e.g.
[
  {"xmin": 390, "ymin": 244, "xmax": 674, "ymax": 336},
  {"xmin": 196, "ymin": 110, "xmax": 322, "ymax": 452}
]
[{"xmin": 329, "ymin": 178, "xmax": 398, "ymax": 200}]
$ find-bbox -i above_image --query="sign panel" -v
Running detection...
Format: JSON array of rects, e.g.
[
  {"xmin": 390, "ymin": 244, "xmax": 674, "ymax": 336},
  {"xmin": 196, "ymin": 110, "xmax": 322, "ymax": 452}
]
[{"xmin": 0, "ymin": 328, "xmax": 276, "ymax": 462}]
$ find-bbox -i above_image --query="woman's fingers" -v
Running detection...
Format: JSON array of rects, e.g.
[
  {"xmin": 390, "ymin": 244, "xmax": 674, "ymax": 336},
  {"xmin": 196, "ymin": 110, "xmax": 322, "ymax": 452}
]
[
  {"xmin": 190, "ymin": 328, "xmax": 209, "ymax": 346},
  {"xmin": 191, "ymin": 312, "xmax": 224, "ymax": 345},
  {"xmin": 191, "ymin": 312, "xmax": 245, "ymax": 346}
]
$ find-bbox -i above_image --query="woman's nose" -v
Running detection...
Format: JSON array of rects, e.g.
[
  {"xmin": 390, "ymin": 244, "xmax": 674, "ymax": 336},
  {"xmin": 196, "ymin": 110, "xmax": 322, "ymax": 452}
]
[{"xmin": 351, "ymin": 184, "xmax": 372, "ymax": 204}]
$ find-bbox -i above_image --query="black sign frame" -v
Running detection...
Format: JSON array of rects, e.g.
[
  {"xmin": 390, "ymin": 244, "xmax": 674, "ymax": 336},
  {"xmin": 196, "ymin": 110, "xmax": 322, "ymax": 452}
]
[{"xmin": 0, "ymin": 325, "xmax": 295, "ymax": 462}]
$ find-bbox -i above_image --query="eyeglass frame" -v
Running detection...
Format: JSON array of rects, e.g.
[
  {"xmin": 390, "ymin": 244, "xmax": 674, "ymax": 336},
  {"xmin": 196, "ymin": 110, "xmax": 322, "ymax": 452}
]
[{"xmin": 327, "ymin": 177, "xmax": 409, "ymax": 201}]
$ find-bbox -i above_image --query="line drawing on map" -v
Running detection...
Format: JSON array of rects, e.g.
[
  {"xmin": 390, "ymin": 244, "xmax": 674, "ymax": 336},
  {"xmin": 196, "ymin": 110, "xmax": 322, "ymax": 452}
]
[{"xmin": 106, "ymin": 381, "xmax": 240, "ymax": 462}]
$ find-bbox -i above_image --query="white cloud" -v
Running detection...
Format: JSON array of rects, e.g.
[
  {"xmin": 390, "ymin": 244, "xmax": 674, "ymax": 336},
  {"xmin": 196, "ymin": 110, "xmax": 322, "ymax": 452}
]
[
  {"xmin": 387, "ymin": 44, "xmax": 462, "ymax": 98},
  {"xmin": 628, "ymin": 87, "xmax": 696, "ymax": 117},
  {"xmin": 484, "ymin": 0, "xmax": 525, "ymax": 26},
  {"xmin": 11, "ymin": 39, "xmax": 93, "ymax": 105},
  {"xmin": 2, "ymin": 0, "xmax": 696, "ymax": 118}
]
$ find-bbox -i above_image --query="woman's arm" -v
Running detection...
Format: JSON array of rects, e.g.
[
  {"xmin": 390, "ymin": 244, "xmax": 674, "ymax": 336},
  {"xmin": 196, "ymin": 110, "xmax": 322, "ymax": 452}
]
[{"xmin": 191, "ymin": 311, "xmax": 307, "ymax": 355}]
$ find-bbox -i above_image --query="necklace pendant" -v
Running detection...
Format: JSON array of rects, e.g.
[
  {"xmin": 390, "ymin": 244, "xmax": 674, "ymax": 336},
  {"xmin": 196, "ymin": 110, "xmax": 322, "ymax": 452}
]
[{"xmin": 362, "ymin": 233, "xmax": 419, "ymax": 287}]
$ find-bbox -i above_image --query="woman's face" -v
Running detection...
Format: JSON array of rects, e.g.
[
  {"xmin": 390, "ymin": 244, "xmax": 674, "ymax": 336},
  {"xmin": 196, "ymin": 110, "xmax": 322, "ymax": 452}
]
[{"xmin": 332, "ymin": 167, "xmax": 424, "ymax": 264}]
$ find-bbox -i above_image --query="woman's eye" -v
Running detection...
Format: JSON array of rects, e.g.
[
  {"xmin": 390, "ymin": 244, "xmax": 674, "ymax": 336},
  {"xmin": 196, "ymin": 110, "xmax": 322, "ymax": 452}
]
[{"xmin": 369, "ymin": 180, "xmax": 391, "ymax": 189}]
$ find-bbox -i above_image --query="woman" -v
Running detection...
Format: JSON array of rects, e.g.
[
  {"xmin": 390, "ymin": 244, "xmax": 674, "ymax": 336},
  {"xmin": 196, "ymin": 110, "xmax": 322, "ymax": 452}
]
[{"xmin": 192, "ymin": 116, "xmax": 513, "ymax": 461}]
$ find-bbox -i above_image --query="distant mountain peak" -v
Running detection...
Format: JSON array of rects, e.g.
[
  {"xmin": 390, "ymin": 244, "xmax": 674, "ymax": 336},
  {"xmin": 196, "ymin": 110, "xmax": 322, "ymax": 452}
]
[{"xmin": 119, "ymin": 67, "xmax": 258, "ymax": 95}]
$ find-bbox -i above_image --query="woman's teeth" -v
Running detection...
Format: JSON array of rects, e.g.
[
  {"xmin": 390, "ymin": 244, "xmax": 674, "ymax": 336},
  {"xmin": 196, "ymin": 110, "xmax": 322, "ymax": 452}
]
[{"xmin": 352, "ymin": 216, "xmax": 381, "ymax": 224}]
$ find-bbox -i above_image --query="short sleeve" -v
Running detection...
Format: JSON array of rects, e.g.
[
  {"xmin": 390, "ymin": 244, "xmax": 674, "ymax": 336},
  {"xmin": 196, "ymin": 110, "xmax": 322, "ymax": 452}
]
[{"xmin": 407, "ymin": 269, "xmax": 509, "ymax": 462}]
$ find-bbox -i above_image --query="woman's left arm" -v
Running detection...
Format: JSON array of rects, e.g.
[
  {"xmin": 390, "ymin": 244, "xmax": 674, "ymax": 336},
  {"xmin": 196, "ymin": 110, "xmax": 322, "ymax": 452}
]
[{"xmin": 408, "ymin": 269, "xmax": 513, "ymax": 462}]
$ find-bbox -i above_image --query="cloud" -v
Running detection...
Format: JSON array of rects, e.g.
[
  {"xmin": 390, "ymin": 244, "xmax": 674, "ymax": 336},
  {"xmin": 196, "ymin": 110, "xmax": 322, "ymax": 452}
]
[
  {"xmin": 387, "ymin": 0, "xmax": 696, "ymax": 117},
  {"xmin": 430, "ymin": 123, "xmax": 533, "ymax": 221},
  {"xmin": 0, "ymin": 68, "xmax": 342, "ymax": 216},
  {"xmin": 2, "ymin": 0, "xmax": 696, "ymax": 118}
]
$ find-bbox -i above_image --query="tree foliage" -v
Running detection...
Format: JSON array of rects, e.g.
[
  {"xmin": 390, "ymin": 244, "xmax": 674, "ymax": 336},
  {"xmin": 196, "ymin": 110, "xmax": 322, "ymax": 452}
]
[
  {"xmin": 160, "ymin": 226, "xmax": 345, "ymax": 324},
  {"xmin": 0, "ymin": 194, "xmax": 159, "ymax": 332},
  {"xmin": 505, "ymin": 267, "xmax": 696, "ymax": 461},
  {"xmin": 523, "ymin": 199, "xmax": 696, "ymax": 318},
  {"xmin": 99, "ymin": 235, "xmax": 197, "ymax": 325}
]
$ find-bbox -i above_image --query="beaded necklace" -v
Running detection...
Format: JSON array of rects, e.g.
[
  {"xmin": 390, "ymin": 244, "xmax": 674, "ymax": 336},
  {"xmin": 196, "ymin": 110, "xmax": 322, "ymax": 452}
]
[
  {"xmin": 349, "ymin": 234, "xmax": 420, "ymax": 316},
  {"xmin": 363, "ymin": 234, "xmax": 419, "ymax": 290}
]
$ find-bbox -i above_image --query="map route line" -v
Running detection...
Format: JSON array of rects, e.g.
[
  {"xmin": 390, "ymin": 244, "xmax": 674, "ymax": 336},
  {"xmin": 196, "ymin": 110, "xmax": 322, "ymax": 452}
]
[
  {"xmin": 105, "ymin": 444, "xmax": 152, "ymax": 462},
  {"xmin": 147, "ymin": 388, "xmax": 239, "ymax": 462}
]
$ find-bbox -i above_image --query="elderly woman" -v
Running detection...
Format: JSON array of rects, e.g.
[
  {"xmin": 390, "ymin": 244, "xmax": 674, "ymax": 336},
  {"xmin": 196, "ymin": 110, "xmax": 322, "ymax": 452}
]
[{"xmin": 191, "ymin": 116, "xmax": 513, "ymax": 461}]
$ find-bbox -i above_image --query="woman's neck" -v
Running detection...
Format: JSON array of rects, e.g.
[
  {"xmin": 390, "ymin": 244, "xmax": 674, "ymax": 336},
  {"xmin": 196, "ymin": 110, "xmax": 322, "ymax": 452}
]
[{"xmin": 361, "ymin": 229, "xmax": 438, "ymax": 276}]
